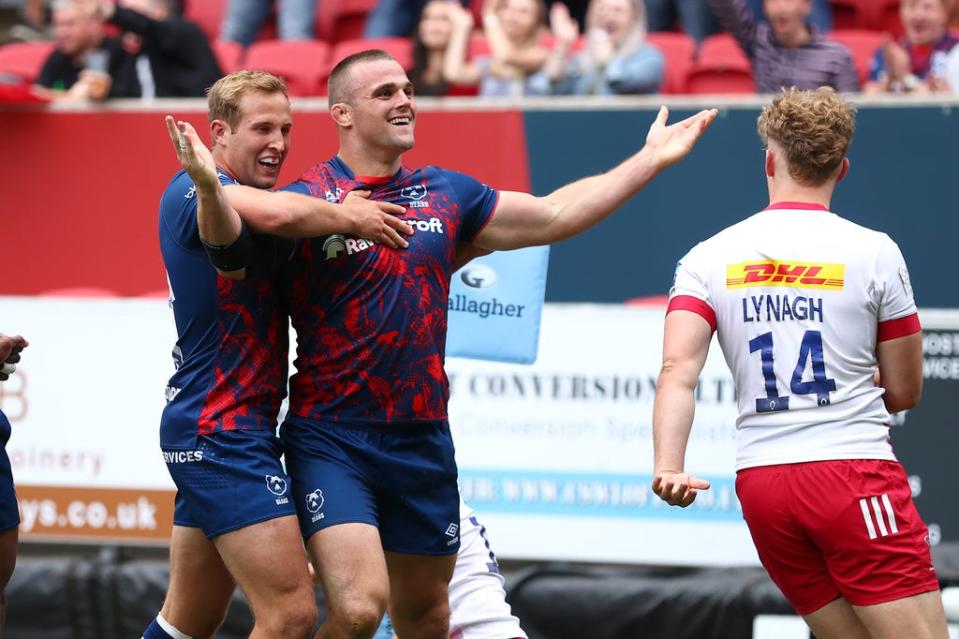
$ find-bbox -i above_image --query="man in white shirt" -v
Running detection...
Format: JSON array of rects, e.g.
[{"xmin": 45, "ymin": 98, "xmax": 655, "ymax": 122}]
[{"xmin": 652, "ymin": 87, "xmax": 947, "ymax": 639}]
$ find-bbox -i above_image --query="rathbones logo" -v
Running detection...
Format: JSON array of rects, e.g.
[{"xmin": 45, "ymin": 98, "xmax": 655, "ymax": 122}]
[
  {"xmin": 726, "ymin": 261, "xmax": 845, "ymax": 290},
  {"xmin": 323, "ymin": 234, "xmax": 346, "ymax": 260},
  {"xmin": 461, "ymin": 264, "xmax": 497, "ymax": 289}
]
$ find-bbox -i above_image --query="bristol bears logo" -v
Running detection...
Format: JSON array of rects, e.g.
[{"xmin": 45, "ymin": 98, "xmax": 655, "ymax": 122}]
[
  {"xmin": 306, "ymin": 489, "xmax": 325, "ymax": 513},
  {"xmin": 265, "ymin": 475, "xmax": 288, "ymax": 496},
  {"xmin": 323, "ymin": 234, "xmax": 347, "ymax": 260},
  {"xmin": 401, "ymin": 184, "xmax": 429, "ymax": 207}
]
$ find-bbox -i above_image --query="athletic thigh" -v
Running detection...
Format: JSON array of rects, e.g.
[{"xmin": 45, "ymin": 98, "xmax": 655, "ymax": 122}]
[
  {"xmin": 214, "ymin": 514, "xmax": 315, "ymax": 614},
  {"xmin": 307, "ymin": 522, "xmax": 390, "ymax": 615},
  {"xmin": 162, "ymin": 525, "xmax": 235, "ymax": 639},
  {"xmin": 385, "ymin": 551, "xmax": 456, "ymax": 627},
  {"xmin": 853, "ymin": 590, "xmax": 949, "ymax": 639}
]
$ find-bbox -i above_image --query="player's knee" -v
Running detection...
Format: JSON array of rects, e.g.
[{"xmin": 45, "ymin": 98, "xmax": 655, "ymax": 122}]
[
  {"xmin": 392, "ymin": 599, "xmax": 450, "ymax": 637},
  {"xmin": 330, "ymin": 597, "xmax": 387, "ymax": 637},
  {"xmin": 261, "ymin": 602, "xmax": 318, "ymax": 638}
]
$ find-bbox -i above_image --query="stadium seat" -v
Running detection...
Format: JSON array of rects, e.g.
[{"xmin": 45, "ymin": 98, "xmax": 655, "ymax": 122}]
[
  {"xmin": 0, "ymin": 41, "xmax": 55, "ymax": 84},
  {"xmin": 184, "ymin": 0, "xmax": 278, "ymax": 44},
  {"xmin": 183, "ymin": 0, "xmax": 227, "ymax": 42},
  {"xmin": 212, "ymin": 40, "xmax": 244, "ymax": 74},
  {"xmin": 685, "ymin": 34, "xmax": 754, "ymax": 94},
  {"xmin": 827, "ymin": 29, "xmax": 884, "ymax": 85},
  {"xmin": 830, "ymin": 0, "xmax": 902, "ymax": 35},
  {"xmin": 245, "ymin": 40, "xmax": 331, "ymax": 96},
  {"xmin": 645, "ymin": 32, "xmax": 695, "ymax": 94},
  {"xmin": 316, "ymin": 0, "xmax": 379, "ymax": 44},
  {"xmin": 331, "ymin": 37, "xmax": 414, "ymax": 71}
]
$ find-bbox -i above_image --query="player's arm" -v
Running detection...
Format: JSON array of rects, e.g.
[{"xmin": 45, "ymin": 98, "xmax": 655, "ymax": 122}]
[
  {"xmin": 651, "ymin": 310, "xmax": 712, "ymax": 507},
  {"xmin": 221, "ymin": 185, "xmax": 411, "ymax": 247},
  {"xmin": 165, "ymin": 116, "xmax": 249, "ymax": 279},
  {"xmin": 471, "ymin": 107, "xmax": 716, "ymax": 251},
  {"xmin": 876, "ymin": 332, "xmax": 923, "ymax": 413},
  {"xmin": 452, "ymin": 242, "xmax": 493, "ymax": 272}
]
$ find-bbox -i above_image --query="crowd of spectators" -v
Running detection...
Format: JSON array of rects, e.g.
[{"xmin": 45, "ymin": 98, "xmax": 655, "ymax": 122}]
[{"xmin": 2, "ymin": 0, "xmax": 959, "ymax": 100}]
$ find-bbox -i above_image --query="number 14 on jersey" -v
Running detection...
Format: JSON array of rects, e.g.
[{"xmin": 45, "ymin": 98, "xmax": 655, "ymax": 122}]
[{"xmin": 749, "ymin": 330, "xmax": 837, "ymax": 413}]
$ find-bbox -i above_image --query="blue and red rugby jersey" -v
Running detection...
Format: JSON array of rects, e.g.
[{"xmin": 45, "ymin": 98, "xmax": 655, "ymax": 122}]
[
  {"xmin": 283, "ymin": 156, "xmax": 498, "ymax": 425},
  {"xmin": 159, "ymin": 169, "xmax": 290, "ymax": 448}
]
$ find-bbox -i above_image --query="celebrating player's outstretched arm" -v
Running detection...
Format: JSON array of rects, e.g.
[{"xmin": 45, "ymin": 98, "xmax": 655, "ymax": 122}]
[
  {"xmin": 471, "ymin": 107, "xmax": 717, "ymax": 251},
  {"xmin": 0, "ymin": 334, "xmax": 27, "ymax": 382},
  {"xmin": 651, "ymin": 310, "xmax": 713, "ymax": 507},
  {"xmin": 165, "ymin": 117, "xmax": 412, "ymax": 249}
]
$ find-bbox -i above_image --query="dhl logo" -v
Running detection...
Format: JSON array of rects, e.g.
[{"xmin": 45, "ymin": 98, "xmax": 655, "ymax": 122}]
[{"xmin": 726, "ymin": 261, "xmax": 845, "ymax": 290}]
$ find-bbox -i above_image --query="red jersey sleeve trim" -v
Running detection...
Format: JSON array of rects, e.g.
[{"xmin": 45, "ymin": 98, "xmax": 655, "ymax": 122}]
[
  {"xmin": 877, "ymin": 312, "xmax": 921, "ymax": 342},
  {"xmin": 667, "ymin": 295, "xmax": 717, "ymax": 332}
]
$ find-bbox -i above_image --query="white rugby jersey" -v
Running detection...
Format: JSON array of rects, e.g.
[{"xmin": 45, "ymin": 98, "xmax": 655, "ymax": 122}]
[{"xmin": 668, "ymin": 202, "xmax": 920, "ymax": 470}]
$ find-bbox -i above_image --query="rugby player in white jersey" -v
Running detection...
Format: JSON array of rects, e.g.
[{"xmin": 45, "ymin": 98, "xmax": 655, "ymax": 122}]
[{"xmin": 651, "ymin": 87, "xmax": 947, "ymax": 639}]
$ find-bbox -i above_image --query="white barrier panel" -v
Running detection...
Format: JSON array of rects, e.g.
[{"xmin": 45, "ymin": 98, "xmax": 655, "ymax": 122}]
[
  {"xmin": 1, "ymin": 297, "xmax": 754, "ymax": 560},
  {"xmin": 1, "ymin": 297, "xmax": 177, "ymax": 542},
  {"xmin": 448, "ymin": 304, "xmax": 757, "ymax": 566}
]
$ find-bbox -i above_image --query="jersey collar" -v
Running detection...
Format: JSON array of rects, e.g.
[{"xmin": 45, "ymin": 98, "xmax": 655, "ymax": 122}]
[
  {"xmin": 328, "ymin": 155, "xmax": 409, "ymax": 187},
  {"xmin": 764, "ymin": 201, "xmax": 829, "ymax": 212}
]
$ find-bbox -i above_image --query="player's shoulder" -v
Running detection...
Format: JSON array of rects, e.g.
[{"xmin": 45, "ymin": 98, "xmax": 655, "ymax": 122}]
[{"xmin": 823, "ymin": 212, "xmax": 894, "ymax": 249}]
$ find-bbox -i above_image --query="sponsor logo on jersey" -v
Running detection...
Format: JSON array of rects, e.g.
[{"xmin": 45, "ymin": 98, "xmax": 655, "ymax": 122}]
[
  {"xmin": 323, "ymin": 234, "xmax": 347, "ymax": 260},
  {"xmin": 164, "ymin": 385, "xmax": 182, "ymax": 402},
  {"xmin": 401, "ymin": 184, "xmax": 429, "ymax": 207},
  {"xmin": 163, "ymin": 450, "xmax": 203, "ymax": 463},
  {"xmin": 306, "ymin": 489, "xmax": 325, "ymax": 523},
  {"xmin": 726, "ymin": 261, "xmax": 845, "ymax": 290},
  {"xmin": 460, "ymin": 264, "xmax": 497, "ymax": 289}
]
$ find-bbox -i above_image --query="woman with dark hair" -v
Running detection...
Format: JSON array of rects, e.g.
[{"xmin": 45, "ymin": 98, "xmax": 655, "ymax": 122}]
[{"xmin": 408, "ymin": 0, "xmax": 455, "ymax": 96}]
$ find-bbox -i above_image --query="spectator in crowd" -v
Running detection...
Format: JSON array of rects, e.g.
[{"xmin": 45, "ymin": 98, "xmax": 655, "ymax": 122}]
[
  {"xmin": 947, "ymin": 40, "xmax": 959, "ymax": 90},
  {"xmin": 864, "ymin": 0, "xmax": 958, "ymax": 94},
  {"xmin": 644, "ymin": 0, "xmax": 719, "ymax": 44},
  {"xmin": 543, "ymin": 0, "xmax": 664, "ymax": 94},
  {"xmin": 409, "ymin": 0, "xmax": 456, "ymax": 96},
  {"xmin": 444, "ymin": 0, "xmax": 550, "ymax": 96},
  {"xmin": 98, "ymin": 0, "xmax": 222, "ymax": 98},
  {"xmin": 708, "ymin": 0, "xmax": 859, "ymax": 92},
  {"xmin": 35, "ymin": 0, "xmax": 135, "ymax": 100},
  {"xmin": 2, "ymin": 0, "xmax": 51, "ymax": 42},
  {"xmin": 219, "ymin": 0, "xmax": 316, "ymax": 47},
  {"xmin": 743, "ymin": 0, "xmax": 832, "ymax": 31}
]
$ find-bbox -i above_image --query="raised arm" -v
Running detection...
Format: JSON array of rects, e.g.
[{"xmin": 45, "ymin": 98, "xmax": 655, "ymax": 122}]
[
  {"xmin": 706, "ymin": 0, "xmax": 758, "ymax": 59},
  {"xmin": 651, "ymin": 310, "xmax": 713, "ymax": 507},
  {"xmin": 166, "ymin": 117, "xmax": 412, "ymax": 247},
  {"xmin": 471, "ymin": 107, "xmax": 716, "ymax": 250},
  {"xmin": 443, "ymin": 3, "xmax": 483, "ymax": 86}
]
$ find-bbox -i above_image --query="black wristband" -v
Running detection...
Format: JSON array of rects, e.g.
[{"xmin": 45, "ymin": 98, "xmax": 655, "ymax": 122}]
[{"xmin": 200, "ymin": 223, "xmax": 257, "ymax": 272}]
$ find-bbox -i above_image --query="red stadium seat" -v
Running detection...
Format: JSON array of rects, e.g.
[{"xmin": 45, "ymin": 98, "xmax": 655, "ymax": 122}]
[
  {"xmin": 212, "ymin": 40, "xmax": 244, "ymax": 74},
  {"xmin": 827, "ymin": 29, "xmax": 884, "ymax": 85},
  {"xmin": 0, "ymin": 42, "xmax": 55, "ymax": 84},
  {"xmin": 645, "ymin": 32, "xmax": 695, "ymax": 94},
  {"xmin": 316, "ymin": 0, "xmax": 379, "ymax": 44},
  {"xmin": 331, "ymin": 37, "xmax": 414, "ymax": 71},
  {"xmin": 183, "ymin": 0, "xmax": 227, "ymax": 42},
  {"xmin": 831, "ymin": 0, "xmax": 902, "ymax": 35},
  {"xmin": 245, "ymin": 40, "xmax": 331, "ymax": 96},
  {"xmin": 685, "ymin": 34, "xmax": 754, "ymax": 94},
  {"xmin": 184, "ymin": 0, "xmax": 278, "ymax": 44}
]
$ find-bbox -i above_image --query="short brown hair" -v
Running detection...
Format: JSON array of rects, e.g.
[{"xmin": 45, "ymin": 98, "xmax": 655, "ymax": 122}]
[
  {"xmin": 327, "ymin": 49, "xmax": 398, "ymax": 107},
  {"xmin": 207, "ymin": 70, "xmax": 288, "ymax": 130},
  {"xmin": 757, "ymin": 87, "xmax": 856, "ymax": 187}
]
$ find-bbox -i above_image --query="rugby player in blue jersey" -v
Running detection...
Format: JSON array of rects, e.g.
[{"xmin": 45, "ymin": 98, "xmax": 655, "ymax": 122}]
[
  {"xmin": 268, "ymin": 51, "xmax": 716, "ymax": 639},
  {"xmin": 0, "ymin": 332, "xmax": 27, "ymax": 637},
  {"xmin": 147, "ymin": 70, "xmax": 412, "ymax": 639}
]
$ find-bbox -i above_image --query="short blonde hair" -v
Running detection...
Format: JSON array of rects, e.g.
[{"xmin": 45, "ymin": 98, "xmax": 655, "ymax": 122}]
[
  {"xmin": 207, "ymin": 70, "xmax": 289, "ymax": 130},
  {"xmin": 757, "ymin": 87, "xmax": 856, "ymax": 187}
]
